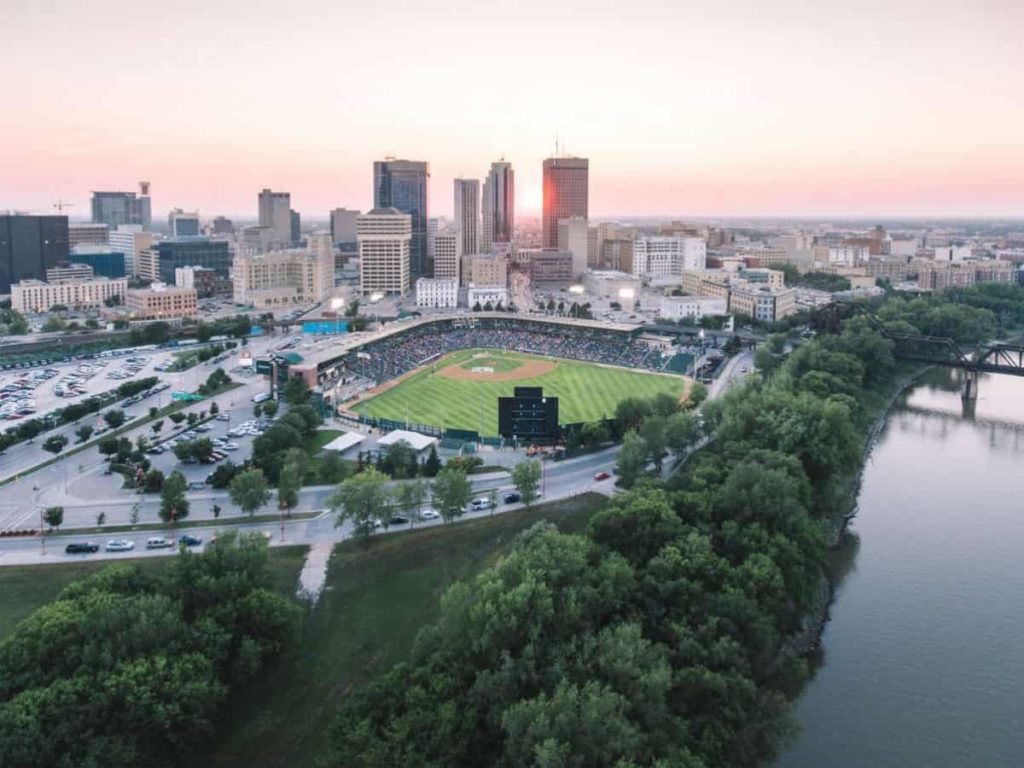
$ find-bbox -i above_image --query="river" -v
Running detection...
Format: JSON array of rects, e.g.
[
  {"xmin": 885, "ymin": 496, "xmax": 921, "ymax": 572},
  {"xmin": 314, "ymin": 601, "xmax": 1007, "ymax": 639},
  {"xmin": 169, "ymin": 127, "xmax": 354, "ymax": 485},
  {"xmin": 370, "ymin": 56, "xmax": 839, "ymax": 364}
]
[{"xmin": 778, "ymin": 367, "xmax": 1024, "ymax": 767}]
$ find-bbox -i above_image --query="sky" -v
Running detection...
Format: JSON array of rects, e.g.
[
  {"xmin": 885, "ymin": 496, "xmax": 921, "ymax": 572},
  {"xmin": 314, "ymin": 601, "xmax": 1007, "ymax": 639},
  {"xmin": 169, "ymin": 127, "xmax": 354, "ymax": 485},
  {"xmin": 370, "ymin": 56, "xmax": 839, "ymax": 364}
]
[{"xmin": 2, "ymin": 0, "xmax": 1023, "ymax": 220}]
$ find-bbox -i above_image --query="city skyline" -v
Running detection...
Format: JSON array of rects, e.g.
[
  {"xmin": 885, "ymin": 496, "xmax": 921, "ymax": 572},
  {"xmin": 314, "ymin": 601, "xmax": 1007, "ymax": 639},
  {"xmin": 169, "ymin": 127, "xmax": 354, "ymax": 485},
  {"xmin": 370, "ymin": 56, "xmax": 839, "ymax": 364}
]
[{"xmin": 2, "ymin": 0, "xmax": 1023, "ymax": 218}]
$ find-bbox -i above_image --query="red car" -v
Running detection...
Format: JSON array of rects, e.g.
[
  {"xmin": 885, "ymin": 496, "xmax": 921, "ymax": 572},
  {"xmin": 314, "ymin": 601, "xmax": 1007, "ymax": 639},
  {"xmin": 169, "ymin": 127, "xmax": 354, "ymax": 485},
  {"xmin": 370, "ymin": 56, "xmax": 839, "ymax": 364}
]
[{"xmin": 593, "ymin": 471, "xmax": 611, "ymax": 481}]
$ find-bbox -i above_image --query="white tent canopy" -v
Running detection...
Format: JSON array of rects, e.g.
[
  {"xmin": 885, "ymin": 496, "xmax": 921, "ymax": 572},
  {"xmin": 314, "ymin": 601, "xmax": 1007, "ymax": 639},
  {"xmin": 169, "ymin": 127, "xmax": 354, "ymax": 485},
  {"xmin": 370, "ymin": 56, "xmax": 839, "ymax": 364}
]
[
  {"xmin": 377, "ymin": 429, "xmax": 438, "ymax": 452},
  {"xmin": 322, "ymin": 432, "xmax": 367, "ymax": 453}
]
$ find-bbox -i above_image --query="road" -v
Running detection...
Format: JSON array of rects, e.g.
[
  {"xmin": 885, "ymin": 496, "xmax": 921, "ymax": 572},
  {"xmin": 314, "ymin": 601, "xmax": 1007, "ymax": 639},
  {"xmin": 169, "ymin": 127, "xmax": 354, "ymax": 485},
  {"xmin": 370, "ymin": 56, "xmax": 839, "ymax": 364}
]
[{"xmin": 0, "ymin": 345, "xmax": 757, "ymax": 568}]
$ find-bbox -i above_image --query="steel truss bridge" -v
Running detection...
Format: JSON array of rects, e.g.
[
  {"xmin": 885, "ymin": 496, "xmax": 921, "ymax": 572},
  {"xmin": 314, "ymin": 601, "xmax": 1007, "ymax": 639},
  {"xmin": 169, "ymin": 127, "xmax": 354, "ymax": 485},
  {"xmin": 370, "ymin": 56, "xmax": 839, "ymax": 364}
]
[{"xmin": 814, "ymin": 303, "xmax": 1024, "ymax": 398}]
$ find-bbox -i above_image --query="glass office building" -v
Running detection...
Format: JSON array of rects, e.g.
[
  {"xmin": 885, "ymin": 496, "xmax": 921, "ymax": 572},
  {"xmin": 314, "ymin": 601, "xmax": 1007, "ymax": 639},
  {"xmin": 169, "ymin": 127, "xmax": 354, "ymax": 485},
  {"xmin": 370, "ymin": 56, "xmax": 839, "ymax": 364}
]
[
  {"xmin": 0, "ymin": 214, "xmax": 69, "ymax": 293},
  {"xmin": 374, "ymin": 159, "xmax": 430, "ymax": 279},
  {"xmin": 153, "ymin": 237, "xmax": 231, "ymax": 283}
]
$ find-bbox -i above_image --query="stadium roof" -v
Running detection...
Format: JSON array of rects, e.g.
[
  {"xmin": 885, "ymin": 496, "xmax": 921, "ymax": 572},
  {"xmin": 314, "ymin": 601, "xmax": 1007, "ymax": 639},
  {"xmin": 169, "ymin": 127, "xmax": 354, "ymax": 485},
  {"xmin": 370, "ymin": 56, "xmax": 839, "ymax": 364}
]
[
  {"xmin": 377, "ymin": 429, "xmax": 438, "ymax": 452},
  {"xmin": 321, "ymin": 432, "xmax": 366, "ymax": 453}
]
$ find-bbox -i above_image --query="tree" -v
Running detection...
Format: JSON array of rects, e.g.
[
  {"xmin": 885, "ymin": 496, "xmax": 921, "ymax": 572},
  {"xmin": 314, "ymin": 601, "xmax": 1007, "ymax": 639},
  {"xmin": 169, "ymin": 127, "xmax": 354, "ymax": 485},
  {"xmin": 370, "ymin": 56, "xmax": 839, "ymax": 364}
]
[
  {"xmin": 159, "ymin": 471, "xmax": 189, "ymax": 522},
  {"xmin": 129, "ymin": 502, "xmax": 140, "ymax": 527},
  {"xmin": 639, "ymin": 416, "xmax": 668, "ymax": 471},
  {"xmin": 74, "ymin": 425, "xmax": 93, "ymax": 443},
  {"xmin": 687, "ymin": 381, "xmax": 708, "ymax": 408},
  {"xmin": 42, "ymin": 506, "xmax": 63, "ymax": 531},
  {"xmin": 511, "ymin": 459, "xmax": 542, "ymax": 506},
  {"xmin": 395, "ymin": 478, "xmax": 428, "ymax": 523},
  {"xmin": 579, "ymin": 421, "xmax": 610, "ymax": 448},
  {"xmin": 42, "ymin": 435, "xmax": 68, "ymax": 454},
  {"xmin": 383, "ymin": 440, "xmax": 418, "ymax": 479},
  {"xmin": 652, "ymin": 391, "xmax": 680, "ymax": 418},
  {"xmin": 169, "ymin": 412, "xmax": 187, "ymax": 425},
  {"xmin": 665, "ymin": 410, "xmax": 699, "ymax": 455},
  {"xmin": 41, "ymin": 315, "xmax": 65, "ymax": 332},
  {"xmin": 262, "ymin": 399, "xmax": 279, "ymax": 418},
  {"xmin": 614, "ymin": 397, "xmax": 653, "ymax": 432},
  {"xmin": 173, "ymin": 441, "xmax": 195, "ymax": 463},
  {"xmin": 96, "ymin": 511, "xmax": 106, "ymax": 527},
  {"xmin": 143, "ymin": 468, "xmax": 165, "ymax": 492},
  {"xmin": 277, "ymin": 461, "xmax": 302, "ymax": 517},
  {"xmin": 614, "ymin": 430, "xmax": 648, "ymax": 487},
  {"xmin": 328, "ymin": 468, "xmax": 392, "ymax": 537},
  {"xmin": 212, "ymin": 503, "xmax": 221, "ymax": 519},
  {"xmin": 320, "ymin": 450, "xmax": 349, "ymax": 484},
  {"xmin": 472, "ymin": 301, "xmax": 483, "ymax": 312},
  {"xmin": 282, "ymin": 376, "xmax": 310, "ymax": 405},
  {"xmin": 151, "ymin": 419, "xmax": 164, "ymax": 435},
  {"xmin": 187, "ymin": 412, "xmax": 198, "ymax": 427},
  {"xmin": 431, "ymin": 466, "xmax": 472, "ymax": 523},
  {"xmin": 104, "ymin": 409, "xmax": 126, "ymax": 429},
  {"xmin": 209, "ymin": 401, "xmax": 220, "ymax": 416},
  {"xmin": 229, "ymin": 468, "xmax": 271, "ymax": 517}
]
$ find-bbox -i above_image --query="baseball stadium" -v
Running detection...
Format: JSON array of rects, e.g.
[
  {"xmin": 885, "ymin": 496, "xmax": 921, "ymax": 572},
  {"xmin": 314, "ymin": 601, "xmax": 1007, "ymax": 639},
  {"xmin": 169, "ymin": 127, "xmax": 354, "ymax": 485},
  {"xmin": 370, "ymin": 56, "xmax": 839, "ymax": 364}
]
[{"xmin": 292, "ymin": 314, "xmax": 693, "ymax": 439}]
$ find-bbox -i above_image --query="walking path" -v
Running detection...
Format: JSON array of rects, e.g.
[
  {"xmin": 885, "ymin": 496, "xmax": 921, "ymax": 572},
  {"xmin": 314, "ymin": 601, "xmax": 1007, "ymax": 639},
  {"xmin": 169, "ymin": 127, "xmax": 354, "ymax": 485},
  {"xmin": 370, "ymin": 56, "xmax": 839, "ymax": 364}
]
[{"xmin": 296, "ymin": 540, "xmax": 333, "ymax": 604}]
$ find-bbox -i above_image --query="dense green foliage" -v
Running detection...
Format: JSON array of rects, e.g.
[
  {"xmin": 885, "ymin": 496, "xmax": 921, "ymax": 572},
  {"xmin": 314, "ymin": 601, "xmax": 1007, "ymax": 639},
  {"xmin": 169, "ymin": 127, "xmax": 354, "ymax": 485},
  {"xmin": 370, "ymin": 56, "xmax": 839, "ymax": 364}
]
[
  {"xmin": 323, "ymin": 298, "xmax": 1004, "ymax": 767},
  {"xmin": 0, "ymin": 533, "xmax": 299, "ymax": 768},
  {"xmin": 116, "ymin": 376, "xmax": 159, "ymax": 398}
]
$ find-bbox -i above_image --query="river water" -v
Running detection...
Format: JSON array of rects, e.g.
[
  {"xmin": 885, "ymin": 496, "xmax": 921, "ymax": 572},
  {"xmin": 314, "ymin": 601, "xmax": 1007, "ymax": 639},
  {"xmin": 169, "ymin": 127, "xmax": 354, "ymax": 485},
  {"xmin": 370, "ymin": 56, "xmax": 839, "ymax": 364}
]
[{"xmin": 778, "ymin": 368, "xmax": 1024, "ymax": 767}]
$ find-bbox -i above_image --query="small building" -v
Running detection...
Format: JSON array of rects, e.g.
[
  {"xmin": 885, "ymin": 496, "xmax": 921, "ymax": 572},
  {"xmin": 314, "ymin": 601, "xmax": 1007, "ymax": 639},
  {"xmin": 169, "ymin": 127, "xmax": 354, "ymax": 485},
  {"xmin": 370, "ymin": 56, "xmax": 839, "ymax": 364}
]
[
  {"xmin": 416, "ymin": 277, "xmax": 458, "ymax": 308},
  {"xmin": 659, "ymin": 295, "xmax": 728, "ymax": 322},
  {"xmin": 321, "ymin": 432, "xmax": 366, "ymax": 455},
  {"xmin": 377, "ymin": 429, "xmax": 438, "ymax": 454},
  {"xmin": 126, "ymin": 282, "xmax": 198, "ymax": 320},
  {"xmin": 583, "ymin": 269, "xmax": 641, "ymax": 298}
]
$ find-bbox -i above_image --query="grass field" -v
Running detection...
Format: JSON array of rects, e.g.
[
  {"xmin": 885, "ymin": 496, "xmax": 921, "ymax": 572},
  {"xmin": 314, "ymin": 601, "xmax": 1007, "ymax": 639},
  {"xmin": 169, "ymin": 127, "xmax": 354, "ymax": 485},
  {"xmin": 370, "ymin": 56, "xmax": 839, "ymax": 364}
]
[
  {"xmin": 351, "ymin": 348, "xmax": 685, "ymax": 434},
  {"xmin": 0, "ymin": 545, "xmax": 309, "ymax": 640},
  {"xmin": 198, "ymin": 493, "xmax": 607, "ymax": 768}
]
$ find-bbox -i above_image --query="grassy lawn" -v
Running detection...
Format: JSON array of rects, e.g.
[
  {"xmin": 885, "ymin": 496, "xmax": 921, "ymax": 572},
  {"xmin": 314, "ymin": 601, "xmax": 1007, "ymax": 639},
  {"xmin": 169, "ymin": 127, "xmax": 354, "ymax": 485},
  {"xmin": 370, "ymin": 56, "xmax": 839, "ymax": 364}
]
[
  {"xmin": 352, "ymin": 348, "xmax": 685, "ymax": 434},
  {"xmin": 0, "ymin": 545, "xmax": 308, "ymax": 640},
  {"xmin": 198, "ymin": 493, "xmax": 607, "ymax": 768}
]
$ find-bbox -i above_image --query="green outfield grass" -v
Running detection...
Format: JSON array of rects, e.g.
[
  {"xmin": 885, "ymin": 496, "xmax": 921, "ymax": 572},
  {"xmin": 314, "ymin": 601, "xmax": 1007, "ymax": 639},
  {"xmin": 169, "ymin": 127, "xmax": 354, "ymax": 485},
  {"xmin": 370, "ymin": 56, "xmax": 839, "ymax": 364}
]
[{"xmin": 351, "ymin": 348, "xmax": 685, "ymax": 434}]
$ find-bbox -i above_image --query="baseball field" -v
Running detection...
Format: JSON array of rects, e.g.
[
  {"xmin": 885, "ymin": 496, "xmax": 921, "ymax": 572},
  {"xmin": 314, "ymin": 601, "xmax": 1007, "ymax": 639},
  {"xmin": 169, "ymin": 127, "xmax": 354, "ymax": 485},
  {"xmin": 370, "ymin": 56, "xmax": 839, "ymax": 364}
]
[{"xmin": 349, "ymin": 348, "xmax": 687, "ymax": 435}]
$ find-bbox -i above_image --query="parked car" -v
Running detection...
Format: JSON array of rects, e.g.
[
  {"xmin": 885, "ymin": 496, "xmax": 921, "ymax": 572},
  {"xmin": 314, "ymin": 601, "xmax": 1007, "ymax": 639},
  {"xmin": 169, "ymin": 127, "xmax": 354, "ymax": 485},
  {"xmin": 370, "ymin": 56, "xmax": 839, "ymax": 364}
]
[
  {"xmin": 188, "ymin": 481, "xmax": 207, "ymax": 491},
  {"xmin": 389, "ymin": 514, "xmax": 410, "ymax": 525},
  {"xmin": 105, "ymin": 539, "xmax": 135, "ymax": 552},
  {"xmin": 503, "ymin": 492, "xmax": 521, "ymax": 504},
  {"xmin": 419, "ymin": 509, "xmax": 440, "ymax": 520},
  {"xmin": 593, "ymin": 471, "xmax": 611, "ymax": 481},
  {"xmin": 470, "ymin": 498, "xmax": 492, "ymax": 511},
  {"xmin": 178, "ymin": 535, "xmax": 203, "ymax": 547},
  {"xmin": 65, "ymin": 542, "xmax": 99, "ymax": 554},
  {"xmin": 145, "ymin": 537, "xmax": 173, "ymax": 549}
]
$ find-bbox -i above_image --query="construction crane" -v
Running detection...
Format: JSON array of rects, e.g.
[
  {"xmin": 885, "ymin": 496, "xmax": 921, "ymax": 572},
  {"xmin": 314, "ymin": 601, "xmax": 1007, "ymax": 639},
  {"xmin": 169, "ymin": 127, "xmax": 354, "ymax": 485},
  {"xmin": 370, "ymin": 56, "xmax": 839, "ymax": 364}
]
[{"xmin": 52, "ymin": 200, "xmax": 75, "ymax": 213}]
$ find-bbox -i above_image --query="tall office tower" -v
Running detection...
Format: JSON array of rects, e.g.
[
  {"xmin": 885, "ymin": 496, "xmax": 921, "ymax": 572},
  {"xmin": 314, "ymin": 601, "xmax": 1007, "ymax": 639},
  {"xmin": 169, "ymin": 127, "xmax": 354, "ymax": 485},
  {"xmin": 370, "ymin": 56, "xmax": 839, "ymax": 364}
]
[
  {"xmin": 290, "ymin": 210, "xmax": 301, "ymax": 244},
  {"xmin": 453, "ymin": 178, "xmax": 480, "ymax": 256},
  {"xmin": 210, "ymin": 216, "xmax": 235, "ymax": 235},
  {"xmin": 427, "ymin": 217, "xmax": 439, "ymax": 262},
  {"xmin": 91, "ymin": 183, "xmax": 152, "ymax": 230},
  {"xmin": 257, "ymin": 188, "xmax": 292, "ymax": 248},
  {"xmin": 168, "ymin": 208, "xmax": 200, "ymax": 238},
  {"xmin": 481, "ymin": 160, "xmax": 514, "ymax": 252},
  {"xmin": 542, "ymin": 157, "xmax": 588, "ymax": 248},
  {"xmin": 433, "ymin": 226, "xmax": 462, "ymax": 282},
  {"xmin": 329, "ymin": 208, "xmax": 359, "ymax": 245},
  {"xmin": 0, "ymin": 214, "xmax": 69, "ymax": 293},
  {"xmin": 373, "ymin": 159, "xmax": 429, "ymax": 279},
  {"xmin": 557, "ymin": 216, "xmax": 589, "ymax": 279},
  {"xmin": 357, "ymin": 208, "xmax": 412, "ymax": 296},
  {"xmin": 109, "ymin": 225, "xmax": 153, "ymax": 278}
]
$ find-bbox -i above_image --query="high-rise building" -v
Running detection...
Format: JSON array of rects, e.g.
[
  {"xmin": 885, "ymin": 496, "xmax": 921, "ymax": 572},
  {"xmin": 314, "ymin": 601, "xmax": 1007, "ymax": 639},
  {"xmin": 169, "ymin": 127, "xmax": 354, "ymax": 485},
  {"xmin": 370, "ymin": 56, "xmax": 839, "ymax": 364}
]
[
  {"xmin": 168, "ymin": 208, "xmax": 200, "ymax": 238},
  {"xmin": 373, "ymin": 159, "xmax": 429, "ymax": 279},
  {"xmin": 0, "ymin": 214, "xmax": 69, "ymax": 293},
  {"xmin": 481, "ymin": 161, "xmax": 514, "ymax": 252},
  {"xmin": 108, "ymin": 225, "xmax": 153, "ymax": 278},
  {"xmin": 329, "ymin": 208, "xmax": 359, "ymax": 246},
  {"xmin": 542, "ymin": 157, "xmax": 588, "ymax": 248},
  {"xmin": 557, "ymin": 216, "xmax": 589, "ymax": 279},
  {"xmin": 143, "ymin": 237, "xmax": 232, "ymax": 284},
  {"xmin": 232, "ymin": 240, "xmax": 335, "ymax": 308},
  {"xmin": 357, "ymin": 208, "xmax": 412, "ymax": 296},
  {"xmin": 257, "ymin": 188, "xmax": 292, "ymax": 249},
  {"xmin": 68, "ymin": 245, "xmax": 126, "ymax": 278},
  {"xmin": 210, "ymin": 216, "xmax": 235, "ymax": 235},
  {"xmin": 290, "ymin": 209, "xmax": 301, "ymax": 244},
  {"xmin": 91, "ymin": 184, "xmax": 151, "ymax": 230},
  {"xmin": 453, "ymin": 178, "xmax": 480, "ymax": 256},
  {"xmin": 433, "ymin": 226, "xmax": 462, "ymax": 282},
  {"xmin": 68, "ymin": 223, "xmax": 109, "ymax": 248},
  {"xmin": 427, "ymin": 217, "xmax": 439, "ymax": 263}
]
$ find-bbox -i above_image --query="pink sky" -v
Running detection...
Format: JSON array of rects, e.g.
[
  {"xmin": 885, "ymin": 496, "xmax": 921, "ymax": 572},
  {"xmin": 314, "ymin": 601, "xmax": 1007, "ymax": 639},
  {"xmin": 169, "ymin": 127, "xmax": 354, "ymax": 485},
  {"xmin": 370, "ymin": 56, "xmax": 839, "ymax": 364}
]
[{"xmin": 2, "ymin": 0, "xmax": 1022, "ymax": 219}]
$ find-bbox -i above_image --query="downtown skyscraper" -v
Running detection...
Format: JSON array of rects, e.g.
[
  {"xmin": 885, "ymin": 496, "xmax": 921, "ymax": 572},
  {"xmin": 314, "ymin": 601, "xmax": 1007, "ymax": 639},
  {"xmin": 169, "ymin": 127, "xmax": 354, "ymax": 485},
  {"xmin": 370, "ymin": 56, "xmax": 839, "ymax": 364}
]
[
  {"xmin": 542, "ymin": 157, "xmax": 588, "ymax": 248},
  {"xmin": 453, "ymin": 178, "xmax": 480, "ymax": 256},
  {"xmin": 374, "ymin": 159, "xmax": 430, "ymax": 279},
  {"xmin": 481, "ymin": 160, "xmax": 514, "ymax": 252}
]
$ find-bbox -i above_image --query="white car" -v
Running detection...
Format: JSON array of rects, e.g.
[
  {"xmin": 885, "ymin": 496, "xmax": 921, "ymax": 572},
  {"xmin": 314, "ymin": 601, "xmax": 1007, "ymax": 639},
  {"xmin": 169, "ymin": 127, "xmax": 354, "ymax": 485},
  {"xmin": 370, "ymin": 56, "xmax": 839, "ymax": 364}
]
[
  {"xmin": 105, "ymin": 539, "xmax": 135, "ymax": 552},
  {"xmin": 470, "ymin": 498, "xmax": 493, "ymax": 511},
  {"xmin": 419, "ymin": 509, "xmax": 441, "ymax": 520}
]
